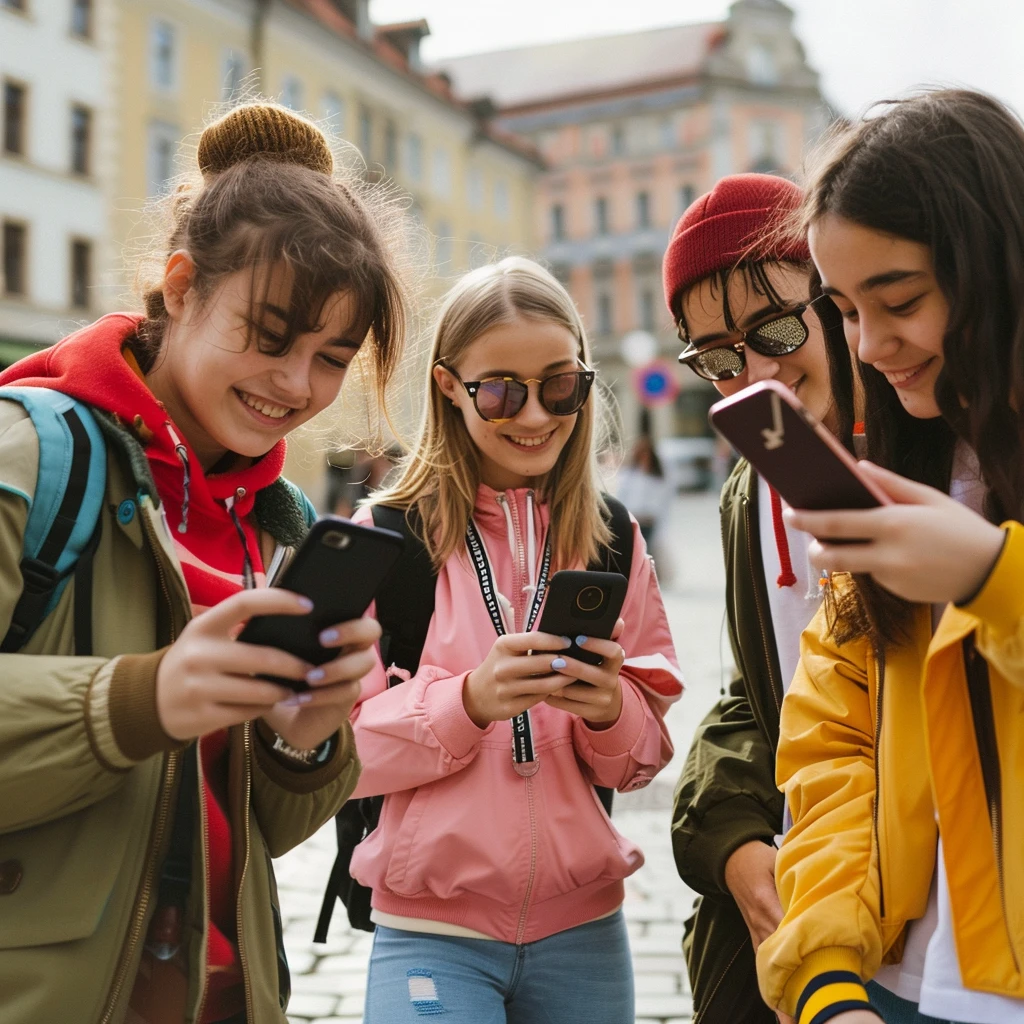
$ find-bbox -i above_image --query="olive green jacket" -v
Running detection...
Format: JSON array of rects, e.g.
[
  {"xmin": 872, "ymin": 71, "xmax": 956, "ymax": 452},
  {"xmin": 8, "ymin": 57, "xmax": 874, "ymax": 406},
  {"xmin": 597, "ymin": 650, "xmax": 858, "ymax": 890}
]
[
  {"xmin": 0, "ymin": 399, "xmax": 360, "ymax": 1024},
  {"xmin": 670, "ymin": 459, "xmax": 785, "ymax": 1023}
]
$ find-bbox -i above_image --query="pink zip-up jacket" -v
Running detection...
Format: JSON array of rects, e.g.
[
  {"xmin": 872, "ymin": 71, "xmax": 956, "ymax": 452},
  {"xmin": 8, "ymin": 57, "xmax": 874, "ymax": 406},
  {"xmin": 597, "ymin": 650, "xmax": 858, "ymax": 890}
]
[{"xmin": 348, "ymin": 485, "xmax": 683, "ymax": 944}]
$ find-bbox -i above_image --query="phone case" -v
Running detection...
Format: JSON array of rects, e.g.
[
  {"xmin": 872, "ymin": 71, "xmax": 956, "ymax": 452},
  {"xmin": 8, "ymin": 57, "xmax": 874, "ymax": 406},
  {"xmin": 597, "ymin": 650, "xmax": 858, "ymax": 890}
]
[
  {"xmin": 535, "ymin": 571, "xmax": 628, "ymax": 667},
  {"xmin": 709, "ymin": 380, "xmax": 890, "ymax": 511},
  {"xmin": 238, "ymin": 516, "xmax": 404, "ymax": 688}
]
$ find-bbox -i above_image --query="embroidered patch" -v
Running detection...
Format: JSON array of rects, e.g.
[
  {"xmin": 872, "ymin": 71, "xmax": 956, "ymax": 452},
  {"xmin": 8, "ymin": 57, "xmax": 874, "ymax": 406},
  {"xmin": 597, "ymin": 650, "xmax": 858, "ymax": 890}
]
[{"xmin": 407, "ymin": 968, "xmax": 444, "ymax": 1015}]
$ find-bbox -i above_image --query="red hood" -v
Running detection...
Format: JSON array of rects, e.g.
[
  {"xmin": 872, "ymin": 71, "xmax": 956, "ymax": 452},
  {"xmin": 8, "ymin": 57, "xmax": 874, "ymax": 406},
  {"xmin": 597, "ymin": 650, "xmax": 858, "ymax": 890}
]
[{"xmin": 0, "ymin": 313, "xmax": 285, "ymax": 516}]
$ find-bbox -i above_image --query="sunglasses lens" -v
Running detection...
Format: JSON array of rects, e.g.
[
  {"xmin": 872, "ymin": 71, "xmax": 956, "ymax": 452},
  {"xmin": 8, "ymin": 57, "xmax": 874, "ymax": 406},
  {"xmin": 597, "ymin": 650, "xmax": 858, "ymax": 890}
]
[
  {"xmin": 542, "ymin": 372, "xmax": 591, "ymax": 415},
  {"xmin": 692, "ymin": 347, "xmax": 745, "ymax": 381},
  {"xmin": 750, "ymin": 314, "xmax": 808, "ymax": 356},
  {"xmin": 476, "ymin": 378, "xmax": 527, "ymax": 420}
]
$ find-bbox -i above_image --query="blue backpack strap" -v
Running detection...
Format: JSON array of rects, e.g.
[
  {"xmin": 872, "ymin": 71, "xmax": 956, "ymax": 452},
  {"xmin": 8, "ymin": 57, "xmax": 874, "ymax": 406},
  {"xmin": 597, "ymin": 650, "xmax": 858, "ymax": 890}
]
[{"xmin": 0, "ymin": 387, "xmax": 107, "ymax": 654}]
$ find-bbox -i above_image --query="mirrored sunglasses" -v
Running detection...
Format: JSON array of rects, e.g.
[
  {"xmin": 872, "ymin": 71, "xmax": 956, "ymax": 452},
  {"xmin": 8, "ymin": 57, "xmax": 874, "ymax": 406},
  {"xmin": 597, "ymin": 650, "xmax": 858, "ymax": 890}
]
[
  {"xmin": 677, "ymin": 298, "xmax": 828, "ymax": 382},
  {"xmin": 448, "ymin": 365, "xmax": 596, "ymax": 422}
]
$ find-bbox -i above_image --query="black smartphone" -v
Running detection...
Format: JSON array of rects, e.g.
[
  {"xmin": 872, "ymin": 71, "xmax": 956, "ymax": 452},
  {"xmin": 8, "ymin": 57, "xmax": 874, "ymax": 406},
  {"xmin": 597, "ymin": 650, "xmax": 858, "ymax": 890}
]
[
  {"xmin": 535, "ymin": 570, "xmax": 628, "ymax": 667},
  {"xmin": 238, "ymin": 516, "xmax": 404, "ymax": 690},
  {"xmin": 709, "ymin": 379, "xmax": 891, "ymax": 512}
]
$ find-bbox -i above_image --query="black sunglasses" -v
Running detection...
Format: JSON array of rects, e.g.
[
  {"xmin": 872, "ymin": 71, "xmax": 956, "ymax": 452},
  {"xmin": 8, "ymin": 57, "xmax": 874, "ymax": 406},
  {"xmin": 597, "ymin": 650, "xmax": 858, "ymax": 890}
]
[
  {"xmin": 442, "ymin": 363, "xmax": 596, "ymax": 422},
  {"xmin": 677, "ymin": 295, "xmax": 830, "ymax": 382}
]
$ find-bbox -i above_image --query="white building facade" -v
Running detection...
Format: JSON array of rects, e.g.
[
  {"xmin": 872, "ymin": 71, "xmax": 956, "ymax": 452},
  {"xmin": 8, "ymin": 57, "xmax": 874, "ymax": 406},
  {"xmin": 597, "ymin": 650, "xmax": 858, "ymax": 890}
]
[{"xmin": 0, "ymin": 0, "xmax": 114, "ymax": 363}]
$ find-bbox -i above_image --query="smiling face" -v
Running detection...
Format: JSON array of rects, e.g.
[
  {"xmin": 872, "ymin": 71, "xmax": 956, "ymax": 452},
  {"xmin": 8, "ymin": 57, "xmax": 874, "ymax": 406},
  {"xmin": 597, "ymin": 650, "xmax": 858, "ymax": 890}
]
[
  {"xmin": 433, "ymin": 315, "xmax": 584, "ymax": 491},
  {"xmin": 679, "ymin": 261, "xmax": 837, "ymax": 429},
  {"xmin": 809, "ymin": 214, "xmax": 950, "ymax": 420},
  {"xmin": 149, "ymin": 255, "xmax": 365, "ymax": 469}
]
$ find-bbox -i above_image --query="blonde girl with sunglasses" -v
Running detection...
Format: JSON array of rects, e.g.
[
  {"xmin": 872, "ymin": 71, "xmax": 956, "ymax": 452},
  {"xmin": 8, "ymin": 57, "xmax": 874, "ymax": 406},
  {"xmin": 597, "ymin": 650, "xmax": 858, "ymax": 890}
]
[{"xmin": 345, "ymin": 256, "xmax": 683, "ymax": 1024}]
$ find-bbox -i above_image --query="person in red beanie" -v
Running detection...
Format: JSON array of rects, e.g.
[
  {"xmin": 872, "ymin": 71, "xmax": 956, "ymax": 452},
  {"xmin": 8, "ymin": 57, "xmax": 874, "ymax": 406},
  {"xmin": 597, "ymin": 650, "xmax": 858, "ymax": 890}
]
[{"xmin": 667, "ymin": 174, "xmax": 853, "ymax": 1024}]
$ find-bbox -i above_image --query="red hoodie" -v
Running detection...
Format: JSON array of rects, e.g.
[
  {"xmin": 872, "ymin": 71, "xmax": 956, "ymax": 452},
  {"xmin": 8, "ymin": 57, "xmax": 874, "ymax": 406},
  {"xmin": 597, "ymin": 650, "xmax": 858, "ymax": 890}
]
[{"xmin": 0, "ymin": 313, "xmax": 289, "ymax": 1022}]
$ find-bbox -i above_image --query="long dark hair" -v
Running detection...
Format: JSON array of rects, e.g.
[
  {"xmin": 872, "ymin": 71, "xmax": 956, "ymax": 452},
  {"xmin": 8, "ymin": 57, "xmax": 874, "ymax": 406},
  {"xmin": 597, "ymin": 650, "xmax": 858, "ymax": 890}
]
[{"xmin": 803, "ymin": 88, "xmax": 1024, "ymax": 646}]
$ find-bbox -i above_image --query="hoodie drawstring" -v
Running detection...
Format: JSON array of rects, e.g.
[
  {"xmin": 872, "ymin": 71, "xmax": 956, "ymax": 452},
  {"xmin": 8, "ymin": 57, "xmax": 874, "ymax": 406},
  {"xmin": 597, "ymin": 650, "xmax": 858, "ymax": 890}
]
[
  {"xmin": 495, "ymin": 491, "xmax": 539, "ymax": 630},
  {"xmin": 225, "ymin": 495, "xmax": 256, "ymax": 591},
  {"xmin": 165, "ymin": 422, "xmax": 191, "ymax": 535},
  {"xmin": 768, "ymin": 485, "xmax": 797, "ymax": 588}
]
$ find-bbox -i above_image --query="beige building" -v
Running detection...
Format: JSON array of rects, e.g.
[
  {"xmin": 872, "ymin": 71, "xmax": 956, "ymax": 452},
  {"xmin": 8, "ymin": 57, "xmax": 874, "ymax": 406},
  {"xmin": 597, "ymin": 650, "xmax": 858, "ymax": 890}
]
[{"xmin": 442, "ymin": 0, "xmax": 833, "ymax": 449}]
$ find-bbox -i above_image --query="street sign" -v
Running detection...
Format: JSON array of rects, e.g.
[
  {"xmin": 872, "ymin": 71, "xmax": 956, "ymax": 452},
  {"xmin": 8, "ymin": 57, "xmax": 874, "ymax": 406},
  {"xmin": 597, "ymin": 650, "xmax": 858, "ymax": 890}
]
[{"xmin": 633, "ymin": 359, "xmax": 680, "ymax": 408}]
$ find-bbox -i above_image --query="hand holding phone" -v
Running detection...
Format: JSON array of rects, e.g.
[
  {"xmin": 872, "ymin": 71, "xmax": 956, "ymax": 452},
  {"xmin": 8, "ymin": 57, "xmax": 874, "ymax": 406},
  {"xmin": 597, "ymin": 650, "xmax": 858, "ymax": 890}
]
[{"xmin": 238, "ymin": 516, "xmax": 403, "ymax": 690}]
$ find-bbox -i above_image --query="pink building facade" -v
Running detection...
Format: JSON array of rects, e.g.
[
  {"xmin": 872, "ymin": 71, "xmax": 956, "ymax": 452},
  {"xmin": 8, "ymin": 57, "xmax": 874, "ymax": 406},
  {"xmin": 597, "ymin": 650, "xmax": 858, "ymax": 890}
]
[{"xmin": 443, "ymin": 0, "xmax": 832, "ymax": 445}]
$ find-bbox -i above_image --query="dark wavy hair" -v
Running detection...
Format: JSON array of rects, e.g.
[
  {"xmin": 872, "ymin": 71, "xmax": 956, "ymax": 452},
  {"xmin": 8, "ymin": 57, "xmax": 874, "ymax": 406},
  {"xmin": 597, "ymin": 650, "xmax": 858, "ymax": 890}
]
[{"xmin": 802, "ymin": 88, "xmax": 1024, "ymax": 646}]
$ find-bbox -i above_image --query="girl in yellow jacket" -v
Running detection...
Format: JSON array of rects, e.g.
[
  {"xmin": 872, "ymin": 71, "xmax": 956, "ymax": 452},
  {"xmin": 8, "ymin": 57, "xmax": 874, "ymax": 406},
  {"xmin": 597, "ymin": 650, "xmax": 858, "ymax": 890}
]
[{"xmin": 755, "ymin": 89, "xmax": 1024, "ymax": 1024}]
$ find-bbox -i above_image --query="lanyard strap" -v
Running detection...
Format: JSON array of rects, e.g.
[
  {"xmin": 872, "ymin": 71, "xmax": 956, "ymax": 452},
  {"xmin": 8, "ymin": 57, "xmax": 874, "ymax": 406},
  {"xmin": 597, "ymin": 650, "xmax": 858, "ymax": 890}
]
[{"xmin": 465, "ymin": 520, "xmax": 552, "ymax": 765}]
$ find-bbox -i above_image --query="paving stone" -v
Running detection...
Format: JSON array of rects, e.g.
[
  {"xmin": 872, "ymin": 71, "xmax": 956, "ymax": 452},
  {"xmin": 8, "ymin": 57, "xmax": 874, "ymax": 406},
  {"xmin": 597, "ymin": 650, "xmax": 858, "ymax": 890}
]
[
  {"xmin": 285, "ymin": 992, "xmax": 339, "ymax": 1018},
  {"xmin": 635, "ymin": 994, "xmax": 695, "ymax": 1017}
]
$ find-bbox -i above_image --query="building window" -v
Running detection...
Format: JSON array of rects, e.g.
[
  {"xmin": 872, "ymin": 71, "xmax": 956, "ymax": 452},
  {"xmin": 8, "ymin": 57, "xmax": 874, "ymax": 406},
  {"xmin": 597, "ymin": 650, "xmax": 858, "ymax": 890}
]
[
  {"xmin": 746, "ymin": 43, "xmax": 779, "ymax": 87},
  {"xmin": 384, "ymin": 120, "xmax": 397, "ymax": 170},
  {"xmin": 70, "ymin": 239, "xmax": 91, "ymax": 309},
  {"xmin": 636, "ymin": 191, "xmax": 650, "ymax": 229},
  {"xmin": 467, "ymin": 167, "xmax": 484, "ymax": 211},
  {"xmin": 431, "ymin": 146, "xmax": 451, "ymax": 199},
  {"xmin": 405, "ymin": 132, "xmax": 422, "ymax": 182},
  {"xmin": 611, "ymin": 125, "xmax": 625, "ymax": 157},
  {"xmin": 3, "ymin": 221, "xmax": 27, "ymax": 296},
  {"xmin": 660, "ymin": 116, "xmax": 675, "ymax": 150},
  {"xmin": 595, "ymin": 196, "xmax": 609, "ymax": 235},
  {"xmin": 680, "ymin": 183, "xmax": 696, "ymax": 212},
  {"xmin": 494, "ymin": 179, "xmax": 510, "ymax": 221},
  {"xmin": 281, "ymin": 75, "xmax": 303, "ymax": 111},
  {"xmin": 322, "ymin": 92, "xmax": 344, "ymax": 135},
  {"xmin": 70, "ymin": 104, "xmax": 91, "ymax": 174},
  {"xmin": 147, "ymin": 120, "xmax": 179, "ymax": 196},
  {"xmin": 222, "ymin": 50, "xmax": 245, "ymax": 103},
  {"xmin": 639, "ymin": 288, "xmax": 655, "ymax": 331},
  {"xmin": 150, "ymin": 20, "xmax": 177, "ymax": 91},
  {"xmin": 597, "ymin": 292, "xmax": 613, "ymax": 336},
  {"xmin": 358, "ymin": 105, "xmax": 372, "ymax": 160},
  {"xmin": 550, "ymin": 203, "xmax": 565, "ymax": 242},
  {"xmin": 3, "ymin": 80, "xmax": 26, "ymax": 156},
  {"xmin": 71, "ymin": 0, "xmax": 92, "ymax": 38}
]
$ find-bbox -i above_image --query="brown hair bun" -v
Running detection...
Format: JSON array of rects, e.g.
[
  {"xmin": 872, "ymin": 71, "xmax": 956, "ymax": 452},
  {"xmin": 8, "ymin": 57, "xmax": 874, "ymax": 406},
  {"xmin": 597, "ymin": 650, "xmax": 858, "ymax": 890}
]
[{"xmin": 197, "ymin": 103, "xmax": 334, "ymax": 178}]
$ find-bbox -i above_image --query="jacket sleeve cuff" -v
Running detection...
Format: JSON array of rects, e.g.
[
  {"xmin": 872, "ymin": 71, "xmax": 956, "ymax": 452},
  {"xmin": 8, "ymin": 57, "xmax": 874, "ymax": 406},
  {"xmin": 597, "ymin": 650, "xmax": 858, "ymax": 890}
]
[
  {"xmin": 424, "ymin": 673, "xmax": 489, "ymax": 759},
  {"xmin": 254, "ymin": 719, "xmax": 358, "ymax": 795},
  {"xmin": 576, "ymin": 679, "xmax": 646, "ymax": 755},
  {"xmin": 959, "ymin": 521, "xmax": 1022, "ymax": 630},
  {"xmin": 786, "ymin": 948, "xmax": 877, "ymax": 1024},
  {"xmin": 87, "ymin": 649, "xmax": 184, "ymax": 769}
]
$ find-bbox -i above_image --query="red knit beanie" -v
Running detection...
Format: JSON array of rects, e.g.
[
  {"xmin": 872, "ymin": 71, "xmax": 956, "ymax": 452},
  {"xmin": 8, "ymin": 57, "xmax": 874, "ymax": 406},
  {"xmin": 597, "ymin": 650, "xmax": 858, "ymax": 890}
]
[{"xmin": 662, "ymin": 173, "xmax": 809, "ymax": 317}]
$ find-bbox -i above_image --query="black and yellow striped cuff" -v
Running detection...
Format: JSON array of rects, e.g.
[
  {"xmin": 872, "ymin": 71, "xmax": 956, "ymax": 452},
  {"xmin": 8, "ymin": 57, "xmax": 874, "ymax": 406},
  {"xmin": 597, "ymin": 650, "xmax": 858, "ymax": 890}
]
[{"xmin": 796, "ymin": 970, "xmax": 877, "ymax": 1024}]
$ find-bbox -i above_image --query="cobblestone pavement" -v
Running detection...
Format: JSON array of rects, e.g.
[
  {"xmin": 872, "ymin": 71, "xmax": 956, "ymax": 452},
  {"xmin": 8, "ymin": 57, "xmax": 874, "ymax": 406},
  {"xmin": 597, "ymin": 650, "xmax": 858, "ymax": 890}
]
[{"xmin": 276, "ymin": 491, "xmax": 729, "ymax": 1023}]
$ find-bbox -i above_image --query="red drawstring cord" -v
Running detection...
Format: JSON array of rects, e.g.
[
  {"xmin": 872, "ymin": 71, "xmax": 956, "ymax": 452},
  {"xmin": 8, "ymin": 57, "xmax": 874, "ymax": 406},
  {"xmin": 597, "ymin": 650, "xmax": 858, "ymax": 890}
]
[{"xmin": 769, "ymin": 485, "xmax": 797, "ymax": 588}]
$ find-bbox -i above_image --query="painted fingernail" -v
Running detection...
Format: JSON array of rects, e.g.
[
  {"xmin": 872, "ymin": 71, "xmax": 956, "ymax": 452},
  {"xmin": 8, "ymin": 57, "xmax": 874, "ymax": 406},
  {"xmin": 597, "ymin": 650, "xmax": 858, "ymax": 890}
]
[
  {"xmin": 560, "ymin": 636, "xmax": 573, "ymax": 647},
  {"xmin": 575, "ymin": 635, "xmax": 589, "ymax": 646},
  {"xmin": 298, "ymin": 596, "xmax": 314, "ymax": 611},
  {"xmin": 551, "ymin": 657, "xmax": 567, "ymax": 670},
  {"xmin": 306, "ymin": 668, "xmax": 326, "ymax": 684},
  {"xmin": 319, "ymin": 628, "xmax": 339, "ymax": 645},
  {"xmin": 279, "ymin": 692, "xmax": 314, "ymax": 707}
]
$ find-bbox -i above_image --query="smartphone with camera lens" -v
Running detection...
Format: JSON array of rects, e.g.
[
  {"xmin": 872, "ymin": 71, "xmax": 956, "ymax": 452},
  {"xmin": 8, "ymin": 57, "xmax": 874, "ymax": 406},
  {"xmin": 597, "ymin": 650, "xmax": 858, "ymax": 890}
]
[
  {"xmin": 535, "ymin": 570, "xmax": 628, "ymax": 667},
  {"xmin": 237, "ymin": 516, "xmax": 404, "ymax": 689}
]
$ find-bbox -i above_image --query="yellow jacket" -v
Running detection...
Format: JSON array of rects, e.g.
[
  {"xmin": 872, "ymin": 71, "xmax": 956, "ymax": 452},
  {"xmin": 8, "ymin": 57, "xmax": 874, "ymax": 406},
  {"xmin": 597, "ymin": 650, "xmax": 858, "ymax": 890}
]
[{"xmin": 757, "ymin": 521, "xmax": 1024, "ymax": 1023}]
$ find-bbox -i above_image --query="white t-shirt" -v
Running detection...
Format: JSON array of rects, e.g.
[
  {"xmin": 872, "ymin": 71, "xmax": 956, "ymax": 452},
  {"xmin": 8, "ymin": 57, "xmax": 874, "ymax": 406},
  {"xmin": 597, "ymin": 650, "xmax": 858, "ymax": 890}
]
[{"xmin": 876, "ymin": 444, "xmax": 1024, "ymax": 1022}]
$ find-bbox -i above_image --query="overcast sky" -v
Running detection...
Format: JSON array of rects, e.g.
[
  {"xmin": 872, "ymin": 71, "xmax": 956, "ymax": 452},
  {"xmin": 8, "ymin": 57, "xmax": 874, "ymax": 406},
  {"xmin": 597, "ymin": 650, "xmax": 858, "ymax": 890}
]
[{"xmin": 371, "ymin": 0, "xmax": 1024, "ymax": 120}]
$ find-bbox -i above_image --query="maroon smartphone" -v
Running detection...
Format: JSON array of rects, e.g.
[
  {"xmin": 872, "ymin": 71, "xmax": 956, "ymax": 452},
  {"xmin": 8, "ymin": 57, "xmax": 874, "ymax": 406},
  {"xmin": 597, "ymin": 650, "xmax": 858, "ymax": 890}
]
[{"xmin": 709, "ymin": 380, "xmax": 891, "ymax": 511}]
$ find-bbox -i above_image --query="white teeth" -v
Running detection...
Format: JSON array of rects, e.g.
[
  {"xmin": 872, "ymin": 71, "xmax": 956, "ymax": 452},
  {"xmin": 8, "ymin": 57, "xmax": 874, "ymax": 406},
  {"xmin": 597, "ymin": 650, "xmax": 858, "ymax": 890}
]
[
  {"xmin": 885, "ymin": 363, "xmax": 926, "ymax": 385},
  {"xmin": 239, "ymin": 391, "xmax": 291, "ymax": 419},
  {"xmin": 508, "ymin": 432, "xmax": 553, "ymax": 448}
]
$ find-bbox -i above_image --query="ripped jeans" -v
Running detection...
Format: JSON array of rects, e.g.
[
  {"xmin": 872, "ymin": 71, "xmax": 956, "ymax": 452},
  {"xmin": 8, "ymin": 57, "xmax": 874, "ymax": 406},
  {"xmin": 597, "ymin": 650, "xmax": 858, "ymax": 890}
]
[{"xmin": 363, "ymin": 911, "xmax": 635, "ymax": 1023}]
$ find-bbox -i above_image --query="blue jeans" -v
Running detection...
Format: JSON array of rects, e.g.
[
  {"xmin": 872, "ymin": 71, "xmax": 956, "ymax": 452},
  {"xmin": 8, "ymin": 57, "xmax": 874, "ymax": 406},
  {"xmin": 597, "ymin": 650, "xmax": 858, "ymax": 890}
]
[
  {"xmin": 363, "ymin": 911, "xmax": 634, "ymax": 1023},
  {"xmin": 867, "ymin": 981, "xmax": 956, "ymax": 1024}
]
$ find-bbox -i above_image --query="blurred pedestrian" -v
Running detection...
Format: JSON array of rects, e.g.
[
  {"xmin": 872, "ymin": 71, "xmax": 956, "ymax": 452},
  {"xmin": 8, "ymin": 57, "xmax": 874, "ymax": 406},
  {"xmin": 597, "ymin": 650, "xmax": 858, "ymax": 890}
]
[
  {"xmin": 616, "ymin": 433, "xmax": 670, "ymax": 548},
  {"xmin": 0, "ymin": 103, "xmax": 407, "ymax": 1023},
  {"xmin": 758, "ymin": 89, "xmax": 1024, "ymax": 1024},
  {"xmin": 347, "ymin": 257, "xmax": 684, "ymax": 1024},
  {"xmin": 665, "ymin": 173, "xmax": 850, "ymax": 1024}
]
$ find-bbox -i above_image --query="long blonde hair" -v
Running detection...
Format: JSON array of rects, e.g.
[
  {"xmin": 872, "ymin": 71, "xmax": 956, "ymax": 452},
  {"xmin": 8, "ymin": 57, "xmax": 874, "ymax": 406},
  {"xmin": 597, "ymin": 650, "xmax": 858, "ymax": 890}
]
[{"xmin": 372, "ymin": 257, "xmax": 613, "ymax": 569}]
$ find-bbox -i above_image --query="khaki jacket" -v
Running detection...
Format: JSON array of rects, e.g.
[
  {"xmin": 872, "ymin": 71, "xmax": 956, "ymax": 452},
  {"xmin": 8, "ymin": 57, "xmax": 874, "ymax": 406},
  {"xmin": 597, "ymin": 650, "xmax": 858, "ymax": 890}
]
[
  {"xmin": 0, "ymin": 399, "xmax": 360, "ymax": 1023},
  {"xmin": 757, "ymin": 522, "xmax": 1024, "ymax": 1018}
]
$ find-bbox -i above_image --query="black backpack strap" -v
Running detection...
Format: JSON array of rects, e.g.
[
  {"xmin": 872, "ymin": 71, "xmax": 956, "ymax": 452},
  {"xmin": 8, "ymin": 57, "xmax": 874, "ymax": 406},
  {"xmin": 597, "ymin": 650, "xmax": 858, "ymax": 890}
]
[
  {"xmin": 589, "ymin": 495, "xmax": 635, "ymax": 818},
  {"xmin": 316, "ymin": 503, "xmax": 440, "ymax": 940},
  {"xmin": 370, "ymin": 504, "xmax": 438, "ymax": 677}
]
